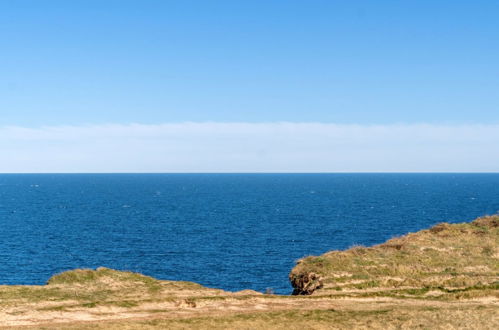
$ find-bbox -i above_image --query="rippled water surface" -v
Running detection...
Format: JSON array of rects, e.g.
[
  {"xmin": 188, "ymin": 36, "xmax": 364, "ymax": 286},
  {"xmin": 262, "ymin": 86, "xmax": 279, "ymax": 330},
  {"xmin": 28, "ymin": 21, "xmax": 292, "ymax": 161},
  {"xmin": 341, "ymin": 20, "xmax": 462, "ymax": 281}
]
[{"xmin": 0, "ymin": 174, "xmax": 498, "ymax": 293}]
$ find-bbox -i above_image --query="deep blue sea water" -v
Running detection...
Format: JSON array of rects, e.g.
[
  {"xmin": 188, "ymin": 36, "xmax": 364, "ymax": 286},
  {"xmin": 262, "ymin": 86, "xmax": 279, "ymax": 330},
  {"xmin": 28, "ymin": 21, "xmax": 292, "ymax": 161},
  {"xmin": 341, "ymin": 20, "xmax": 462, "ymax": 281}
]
[{"xmin": 0, "ymin": 174, "xmax": 498, "ymax": 294}]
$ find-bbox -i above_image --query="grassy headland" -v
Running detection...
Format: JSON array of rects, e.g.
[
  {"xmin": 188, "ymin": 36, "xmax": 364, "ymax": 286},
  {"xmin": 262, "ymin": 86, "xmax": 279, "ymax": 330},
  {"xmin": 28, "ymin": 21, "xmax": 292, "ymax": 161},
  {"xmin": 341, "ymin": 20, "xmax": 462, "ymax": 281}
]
[
  {"xmin": 0, "ymin": 215, "xmax": 497, "ymax": 329},
  {"xmin": 290, "ymin": 215, "xmax": 499, "ymax": 297}
]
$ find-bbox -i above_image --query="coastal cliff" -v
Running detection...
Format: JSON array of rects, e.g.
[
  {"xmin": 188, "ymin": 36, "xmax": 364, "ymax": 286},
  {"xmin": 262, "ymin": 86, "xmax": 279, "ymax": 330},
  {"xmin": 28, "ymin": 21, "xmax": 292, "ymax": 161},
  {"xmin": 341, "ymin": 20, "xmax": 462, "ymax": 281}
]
[
  {"xmin": 290, "ymin": 215, "xmax": 499, "ymax": 296},
  {"xmin": 0, "ymin": 215, "xmax": 497, "ymax": 329}
]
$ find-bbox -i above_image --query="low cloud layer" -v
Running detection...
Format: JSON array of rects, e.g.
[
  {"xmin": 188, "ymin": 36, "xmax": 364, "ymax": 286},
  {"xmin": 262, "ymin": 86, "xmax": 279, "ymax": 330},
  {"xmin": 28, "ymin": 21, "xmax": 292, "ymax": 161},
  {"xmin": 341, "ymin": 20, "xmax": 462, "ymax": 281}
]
[{"xmin": 0, "ymin": 123, "xmax": 497, "ymax": 172}]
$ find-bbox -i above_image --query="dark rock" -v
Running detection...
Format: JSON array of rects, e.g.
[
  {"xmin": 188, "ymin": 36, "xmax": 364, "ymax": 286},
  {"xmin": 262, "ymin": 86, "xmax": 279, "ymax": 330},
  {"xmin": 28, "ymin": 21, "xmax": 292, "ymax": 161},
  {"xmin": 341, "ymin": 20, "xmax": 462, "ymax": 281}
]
[{"xmin": 289, "ymin": 272, "xmax": 323, "ymax": 295}]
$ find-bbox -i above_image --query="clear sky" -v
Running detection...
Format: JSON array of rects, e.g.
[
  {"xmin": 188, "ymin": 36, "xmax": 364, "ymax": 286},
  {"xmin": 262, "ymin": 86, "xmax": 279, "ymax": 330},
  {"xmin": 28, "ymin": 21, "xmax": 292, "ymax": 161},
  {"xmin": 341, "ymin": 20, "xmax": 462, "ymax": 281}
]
[
  {"xmin": 2, "ymin": 0, "xmax": 499, "ymax": 125},
  {"xmin": 0, "ymin": 1, "xmax": 498, "ymax": 172}
]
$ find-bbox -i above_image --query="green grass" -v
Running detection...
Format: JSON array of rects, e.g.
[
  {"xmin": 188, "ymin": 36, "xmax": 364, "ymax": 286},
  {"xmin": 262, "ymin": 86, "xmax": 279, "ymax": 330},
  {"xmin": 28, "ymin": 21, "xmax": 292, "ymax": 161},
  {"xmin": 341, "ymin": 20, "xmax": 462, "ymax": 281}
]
[{"xmin": 47, "ymin": 267, "xmax": 162, "ymax": 292}]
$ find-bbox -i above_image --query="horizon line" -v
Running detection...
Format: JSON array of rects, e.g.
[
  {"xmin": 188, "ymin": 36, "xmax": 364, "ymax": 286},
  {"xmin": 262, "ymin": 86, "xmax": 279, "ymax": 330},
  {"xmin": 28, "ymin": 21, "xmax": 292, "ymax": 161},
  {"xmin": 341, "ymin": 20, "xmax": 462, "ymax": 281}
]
[{"xmin": 0, "ymin": 172, "xmax": 498, "ymax": 175}]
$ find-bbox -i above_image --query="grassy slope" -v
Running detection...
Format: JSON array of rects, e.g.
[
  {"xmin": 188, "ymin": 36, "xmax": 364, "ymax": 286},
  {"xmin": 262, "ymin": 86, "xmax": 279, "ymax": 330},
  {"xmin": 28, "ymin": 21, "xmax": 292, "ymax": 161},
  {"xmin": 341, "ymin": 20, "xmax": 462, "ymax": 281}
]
[
  {"xmin": 290, "ymin": 215, "xmax": 499, "ymax": 296},
  {"xmin": 0, "ymin": 216, "xmax": 497, "ymax": 329}
]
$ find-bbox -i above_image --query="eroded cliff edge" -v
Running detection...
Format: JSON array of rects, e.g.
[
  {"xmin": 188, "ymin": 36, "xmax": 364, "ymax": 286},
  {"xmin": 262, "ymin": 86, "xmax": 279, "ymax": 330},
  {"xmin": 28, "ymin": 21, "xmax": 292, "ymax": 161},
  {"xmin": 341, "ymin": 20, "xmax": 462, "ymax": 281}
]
[
  {"xmin": 290, "ymin": 215, "xmax": 499, "ymax": 295},
  {"xmin": 0, "ymin": 215, "xmax": 497, "ymax": 328}
]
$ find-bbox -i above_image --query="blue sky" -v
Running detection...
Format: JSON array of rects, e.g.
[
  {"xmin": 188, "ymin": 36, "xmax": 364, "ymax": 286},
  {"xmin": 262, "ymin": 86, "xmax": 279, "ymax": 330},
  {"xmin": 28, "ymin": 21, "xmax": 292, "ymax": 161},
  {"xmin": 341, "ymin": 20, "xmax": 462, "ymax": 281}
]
[
  {"xmin": 0, "ymin": 1, "xmax": 498, "ymax": 172},
  {"xmin": 2, "ymin": 0, "xmax": 498, "ymax": 125}
]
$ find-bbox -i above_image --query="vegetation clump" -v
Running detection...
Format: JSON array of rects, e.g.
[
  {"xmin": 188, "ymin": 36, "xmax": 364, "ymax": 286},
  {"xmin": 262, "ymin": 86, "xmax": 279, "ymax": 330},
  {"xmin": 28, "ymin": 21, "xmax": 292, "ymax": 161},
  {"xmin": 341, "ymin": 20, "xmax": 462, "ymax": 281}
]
[{"xmin": 48, "ymin": 267, "xmax": 160, "ymax": 288}]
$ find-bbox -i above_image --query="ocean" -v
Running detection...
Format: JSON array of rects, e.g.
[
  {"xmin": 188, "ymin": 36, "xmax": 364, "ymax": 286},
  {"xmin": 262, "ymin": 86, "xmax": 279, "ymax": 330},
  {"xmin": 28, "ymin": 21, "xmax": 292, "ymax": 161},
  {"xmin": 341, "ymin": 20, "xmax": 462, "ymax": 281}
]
[{"xmin": 0, "ymin": 173, "xmax": 498, "ymax": 294}]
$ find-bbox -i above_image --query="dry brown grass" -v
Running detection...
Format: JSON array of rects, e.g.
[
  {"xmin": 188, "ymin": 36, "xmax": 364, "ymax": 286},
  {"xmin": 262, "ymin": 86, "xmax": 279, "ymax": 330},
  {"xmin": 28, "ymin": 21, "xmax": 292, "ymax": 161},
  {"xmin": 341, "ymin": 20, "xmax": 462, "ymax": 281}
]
[
  {"xmin": 290, "ymin": 215, "xmax": 499, "ymax": 295},
  {"xmin": 29, "ymin": 304, "xmax": 499, "ymax": 330}
]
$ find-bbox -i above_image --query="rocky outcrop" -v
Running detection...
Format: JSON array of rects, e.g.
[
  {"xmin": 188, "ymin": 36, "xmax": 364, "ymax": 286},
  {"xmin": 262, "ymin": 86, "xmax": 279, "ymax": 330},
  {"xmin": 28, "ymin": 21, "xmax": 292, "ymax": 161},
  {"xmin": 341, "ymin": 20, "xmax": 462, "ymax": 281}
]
[{"xmin": 289, "ymin": 271, "xmax": 323, "ymax": 295}]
